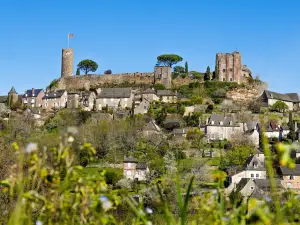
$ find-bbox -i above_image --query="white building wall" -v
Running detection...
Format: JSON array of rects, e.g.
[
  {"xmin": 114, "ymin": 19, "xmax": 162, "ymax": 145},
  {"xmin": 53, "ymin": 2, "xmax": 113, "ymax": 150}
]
[{"xmin": 206, "ymin": 126, "xmax": 242, "ymax": 140}]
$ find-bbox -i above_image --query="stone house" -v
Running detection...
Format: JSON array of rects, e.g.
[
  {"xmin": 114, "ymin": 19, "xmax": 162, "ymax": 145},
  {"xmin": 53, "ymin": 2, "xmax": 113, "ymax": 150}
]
[
  {"xmin": 96, "ymin": 88, "xmax": 133, "ymax": 110},
  {"xmin": 244, "ymin": 122, "xmax": 260, "ymax": 147},
  {"xmin": 142, "ymin": 88, "xmax": 159, "ymax": 102},
  {"xmin": 202, "ymin": 114, "xmax": 242, "ymax": 141},
  {"xmin": 172, "ymin": 128, "xmax": 187, "ymax": 138},
  {"xmin": 42, "ymin": 90, "xmax": 68, "ymax": 111},
  {"xmin": 123, "ymin": 157, "xmax": 149, "ymax": 181},
  {"xmin": 157, "ymin": 90, "xmax": 177, "ymax": 103},
  {"xmin": 235, "ymin": 178, "xmax": 282, "ymax": 198},
  {"xmin": 134, "ymin": 98, "xmax": 150, "ymax": 115},
  {"xmin": 67, "ymin": 91, "xmax": 96, "ymax": 111},
  {"xmin": 24, "ymin": 108, "xmax": 42, "ymax": 119},
  {"xmin": 22, "ymin": 88, "xmax": 45, "ymax": 108},
  {"xmin": 278, "ymin": 165, "xmax": 300, "ymax": 190},
  {"xmin": 143, "ymin": 120, "xmax": 161, "ymax": 136},
  {"xmin": 258, "ymin": 90, "xmax": 300, "ymax": 111},
  {"xmin": 260, "ymin": 121, "xmax": 288, "ymax": 140},
  {"xmin": 226, "ymin": 154, "xmax": 266, "ymax": 193}
]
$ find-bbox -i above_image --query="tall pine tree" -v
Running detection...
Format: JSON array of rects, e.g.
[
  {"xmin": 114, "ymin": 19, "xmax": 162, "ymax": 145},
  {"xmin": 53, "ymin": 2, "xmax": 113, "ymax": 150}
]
[
  {"xmin": 205, "ymin": 66, "xmax": 211, "ymax": 80},
  {"xmin": 288, "ymin": 111, "xmax": 296, "ymax": 141},
  {"xmin": 185, "ymin": 61, "xmax": 189, "ymax": 76}
]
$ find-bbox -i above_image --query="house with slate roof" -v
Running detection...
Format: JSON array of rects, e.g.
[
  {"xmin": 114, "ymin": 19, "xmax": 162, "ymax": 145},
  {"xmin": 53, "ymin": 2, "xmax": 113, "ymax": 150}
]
[
  {"xmin": 258, "ymin": 90, "xmax": 300, "ymax": 111},
  {"xmin": 278, "ymin": 164, "xmax": 300, "ymax": 190},
  {"xmin": 67, "ymin": 91, "xmax": 96, "ymax": 111},
  {"xmin": 234, "ymin": 178, "xmax": 283, "ymax": 198},
  {"xmin": 123, "ymin": 157, "xmax": 149, "ymax": 181},
  {"xmin": 226, "ymin": 154, "xmax": 266, "ymax": 194},
  {"xmin": 134, "ymin": 98, "xmax": 150, "ymax": 115},
  {"xmin": 96, "ymin": 88, "xmax": 133, "ymax": 110},
  {"xmin": 42, "ymin": 90, "xmax": 68, "ymax": 111},
  {"xmin": 202, "ymin": 114, "xmax": 242, "ymax": 141},
  {"xmin": 22, "ymin": 88, "xmax": 45, "ymax": 108},
  {"xmin": 157, "ymin": 90, "xmax": 177, "ymax": 103},
  {"xmin": 142, "ymin": 88, "xmax": 159, "ymax": 102},
  {"xmin": 143, "ymin": 120, "xmax": 161, "ymax": 136}
]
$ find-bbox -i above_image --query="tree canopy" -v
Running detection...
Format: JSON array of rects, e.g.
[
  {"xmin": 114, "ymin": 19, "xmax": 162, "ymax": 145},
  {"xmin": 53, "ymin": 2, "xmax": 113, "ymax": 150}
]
[
  {"xmin": 226, "ymin": 145, "xmax": 255, "ymax": 167},
  {"xmin": 157, "ymin": 54, "xmax": 183, "ymax": 67},
  {"xmin": 271, "ymin": 100, "xmax": 289, "ymax": 113},
  {"xmin": 77, "ymin": 59, "xmax": 98, "ymax": 74}
]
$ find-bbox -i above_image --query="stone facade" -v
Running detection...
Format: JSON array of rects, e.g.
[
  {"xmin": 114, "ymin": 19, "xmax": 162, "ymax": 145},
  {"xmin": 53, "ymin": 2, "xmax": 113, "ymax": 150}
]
[
  {"xmin": 42, "ymin": 90, "xmax": 68, "ymax": 111},
  {"xmin": 216, "ymin": 51, "xmax": 252, "ymax": 84},
  {"xmin": 22, "ymin": 89, "xmax": 45, "ymax": 108},
  {"xmin": 154, "ymin": 66, "xmax": 172, "ymax": 88},
  {"xmin": 61, "ymin": 48, "xmax": 74, "ymax": 78},
  {"xmin": 123, "ymin": 157, "xmax": 149, "ymax": 181}
]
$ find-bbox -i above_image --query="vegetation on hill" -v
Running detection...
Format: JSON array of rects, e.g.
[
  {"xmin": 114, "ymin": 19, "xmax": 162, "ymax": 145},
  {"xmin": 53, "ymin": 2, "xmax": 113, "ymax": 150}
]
[{"xmin": 77, "ymin": 59, "xmax": 99, "ymax": 74}]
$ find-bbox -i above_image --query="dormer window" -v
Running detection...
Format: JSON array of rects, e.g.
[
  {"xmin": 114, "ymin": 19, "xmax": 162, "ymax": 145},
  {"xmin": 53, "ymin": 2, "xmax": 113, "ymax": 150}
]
[
  {"xmin": 211, "ymin": 121, "xmax": 214, "ymax": 125},
  {"xmin": 290, "ymin": 175, "xmax": 294, "ymax": 180},
  {"xmin": 229, "ymin": 121, "xmax": 233, "ymax": 125},
  {"xmin": 219, "ymin": 121, "xmax": 223, "ymax": 125}
]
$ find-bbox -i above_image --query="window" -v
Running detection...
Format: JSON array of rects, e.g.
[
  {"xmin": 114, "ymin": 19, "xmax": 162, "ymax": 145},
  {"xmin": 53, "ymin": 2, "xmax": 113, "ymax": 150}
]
[
  {"xmin": 229, "ymin": 68, "xmax": 233, "ymax": 72},
  {"xmin": 45, "ymin": 103, "xmax": 48, "ymax": 107},
  {"xmin": 290, "ymin": 175, "xmax": 294, "ymax": 180},
  {"xmin": 223, "ymin": 69, "xmax": 226, "ymax": 72},
  {"xmin": 230, "ymin": 78, "xmax": 232, "ymax": 81},
  {"xmin": 250, "ymin": 186, "xmax": 254, "ymax": 190},
  {"xmin": 256, "ymin": 174, "xmax": 259, "ymax": 178},
  {"xmin": 126, "ymin": 171, "xmax": 132, "ymax": 176},
  {"xmin": 223, "ymin": 78, "xmax": 225, "ymax": 81},
  {"xmin": 251, "ymin": 174, "xmax": 254, "ymax": 178},
  {"xmin": 127, "ymin": 163, "xmax": 132, "ymax": 168}
]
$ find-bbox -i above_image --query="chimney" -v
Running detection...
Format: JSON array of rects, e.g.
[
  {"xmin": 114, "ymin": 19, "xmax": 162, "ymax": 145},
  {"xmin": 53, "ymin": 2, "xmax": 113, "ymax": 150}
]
[{"xmin": 32, "ymin": 88, "xmax": 35, "ymax": 96}]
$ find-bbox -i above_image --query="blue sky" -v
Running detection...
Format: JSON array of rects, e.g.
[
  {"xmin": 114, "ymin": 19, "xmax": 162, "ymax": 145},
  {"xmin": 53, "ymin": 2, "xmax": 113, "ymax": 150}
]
[{"xmin": 0, "ymin": 0, "xmax": 300, "ymax": 95}]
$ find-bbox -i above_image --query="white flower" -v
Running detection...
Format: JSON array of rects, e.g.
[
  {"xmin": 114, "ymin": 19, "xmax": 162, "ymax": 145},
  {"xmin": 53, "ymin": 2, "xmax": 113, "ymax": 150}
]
[
  {"xmin": 212, "ymin": 189, "xmax": 218, "ymax": 196},
  {"xmin": 99, "ymin": 195, "xmax": 112, "ymax": 211},
  {"xmin": 36, "ymin": 221, "xmax": 43, "ymax": 225},
  {"xmin": 67, "ymin": 136, "xmax": 74, "ymax": 143},
  {"xmin": 67, "ymin": 127, "xmax": 78, "ymax": 135},
  {"xmin": 26, "ymin": 143, "xmax": 38, "ymax": 153},
  {"xmin": 145, "ymin": 207, "xmax": 153, "ymax": 214}
]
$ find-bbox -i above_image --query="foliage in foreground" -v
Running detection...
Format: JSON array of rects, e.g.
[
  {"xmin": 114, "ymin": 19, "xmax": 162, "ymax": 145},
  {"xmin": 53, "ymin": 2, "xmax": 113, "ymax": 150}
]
[{"xmin": 1, "ymin": 130, "xmax": 300, "ymax": 224}]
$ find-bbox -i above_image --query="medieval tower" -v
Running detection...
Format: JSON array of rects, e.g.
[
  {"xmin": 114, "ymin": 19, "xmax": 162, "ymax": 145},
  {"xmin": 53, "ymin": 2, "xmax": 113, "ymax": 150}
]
[
  {"xmin": 215, "ymin": 51, "xmax": 252, "ymax": 84},
  {"xmin": 8, "ymin": 87, "xmax": 18, "ymax": 106},
  {"xmin": 61, "ymin": 48, "xmax": 74, "ymax": 78}
]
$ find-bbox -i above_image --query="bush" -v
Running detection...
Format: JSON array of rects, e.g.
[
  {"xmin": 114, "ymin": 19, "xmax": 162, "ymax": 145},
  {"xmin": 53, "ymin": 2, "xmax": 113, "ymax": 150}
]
[{"xmin": 104, "ymin": 69, "xmax": 112, "ymax": 74}]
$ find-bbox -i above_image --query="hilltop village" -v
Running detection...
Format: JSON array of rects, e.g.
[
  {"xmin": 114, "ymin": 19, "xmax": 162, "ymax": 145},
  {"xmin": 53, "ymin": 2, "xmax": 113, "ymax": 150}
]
[{"xmin": 1, "ymin": 48, "xmax": 300, "ymax": 214}]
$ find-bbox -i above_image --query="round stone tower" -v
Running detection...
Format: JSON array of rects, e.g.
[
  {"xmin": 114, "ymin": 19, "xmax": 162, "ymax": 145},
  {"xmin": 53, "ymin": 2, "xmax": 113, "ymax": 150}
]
[{"xmin": 61, "ymin": 48, "xmax": 74, "ymax": 78}]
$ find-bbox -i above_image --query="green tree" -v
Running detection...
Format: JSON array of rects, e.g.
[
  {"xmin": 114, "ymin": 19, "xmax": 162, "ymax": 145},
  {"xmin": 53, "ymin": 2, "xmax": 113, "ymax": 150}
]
[
  {"xmin": 214, "ymin": 64, "xmax": 219, "ymax": 80},
  {"xmin": 185, "ymin": 61, "xmax": 189, "ymax": 74},
  {"xmin": 173, "ymin": 66, "xmax": 185, "ymax": 74},
  {"xmin": 288, "ymin": 111, "xmax": 296, "ymax": 141},
  {"xmin": 189, "ymin": 71, "xmax": 203, "ymax": 80},
  {"xmin": 226, "ymin": 145, "xmax": 255, "ymax": 167},
  {"xmin": 204, "ymin": 66, "xmax": 211, "ymax": 81},
  {"xmin": 271, "ymin": 100, "xmax": 289, "ymax": 113},
  {"xmin": 77, "ymin": 59, "xmax": 98, "ymax": 74},
  {"xmin": 76, "ymin": 68, "xmax": 80, "ymax": 75},
  {"xmin": 157, "ymin": 54, "xmax": 183, "ymax": 67},
  {"xmin": 153, "ymin": 83, "xmax": 166, "ymax": 90}
]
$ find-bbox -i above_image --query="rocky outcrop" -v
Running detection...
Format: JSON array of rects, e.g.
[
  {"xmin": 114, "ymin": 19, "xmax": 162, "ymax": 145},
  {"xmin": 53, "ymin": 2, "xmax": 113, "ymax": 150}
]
[{"xmin": 226, "ymin": 82, "xmax": 268, "ymax": 103}]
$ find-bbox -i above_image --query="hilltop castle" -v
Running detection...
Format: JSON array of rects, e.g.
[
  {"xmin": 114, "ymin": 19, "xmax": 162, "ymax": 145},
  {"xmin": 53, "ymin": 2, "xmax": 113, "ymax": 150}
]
[{"xmin": 56, "ymin": 49, "xmax": 252, "ymax": 91}]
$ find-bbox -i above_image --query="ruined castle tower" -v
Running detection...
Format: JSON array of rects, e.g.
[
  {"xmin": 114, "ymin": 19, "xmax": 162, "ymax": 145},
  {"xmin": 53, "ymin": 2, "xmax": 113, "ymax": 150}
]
[
  {"xmin": 61, "ymin": 48, "xmax": 74, "ymax": 78},
  {"xmin": 216, "ymin": 51, "xmax": 242, "ymax": 83},
  {"xmin": 8, "ymin": 86, "xmax": 18, "ymax": 106},
  {"xmin": 154, "ymin": 66, "xmax": 172, "ymax": 89}
]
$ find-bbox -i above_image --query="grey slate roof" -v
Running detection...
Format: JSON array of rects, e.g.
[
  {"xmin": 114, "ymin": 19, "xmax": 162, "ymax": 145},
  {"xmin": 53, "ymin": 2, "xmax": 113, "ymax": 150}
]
[
  {"xmin": 8, "ymin": 87, "xmax": 17, "ymax": 94},
  {"xmin": 23, "ymin": 89, "xmax": 43, "ymax": 98},
  {"xmin": 207, "ymin": 114, "xmax": 239, "ymax": 127},
  {"xmin": 243, "ymin": 155, "xmax": 265, "ymax": 170},
  {"xmin": 143, "ymin": 88, "xmax": 156, "ymax": 94},
  {"xmin": 0, "ymin": 96, "xmax": 7, "ymax": 103},
  {"xmin": 136, "ymin": 162, "xmax": 148, "ymax": 170},
  {"xmin": 157, "ymin": 90, "xmax": 177, "ymax": 96},
  {"xmin": 254, "ymin": 179, "xmax": 283, "ymax": 190},
  {"xmin": 279, "ymin": 165, "xmax": 300, "ymax": 176},
  {"xmin": 264, "ymin": 90, "xmax": 299, "ymax": 103},
  {"xmin": 143, "ymin": 120, "xmax": 161, "ymax": 132},
  {"xmin": 124, "ymin": 157, "xmax": 138, "ymax": 163},
  {"xmin": 43, "ymin": 90, "xmax": 66, "ymax": 99},
  {"xmin": 98, "ymin": 88, "xmax": 132, "ymax": 98}
]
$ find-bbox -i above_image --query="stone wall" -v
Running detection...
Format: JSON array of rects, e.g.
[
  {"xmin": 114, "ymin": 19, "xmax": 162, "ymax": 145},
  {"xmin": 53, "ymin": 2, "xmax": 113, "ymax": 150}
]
[{"xmin": 56, "ymin": 73, "xmax": 192, "ymax": 91}]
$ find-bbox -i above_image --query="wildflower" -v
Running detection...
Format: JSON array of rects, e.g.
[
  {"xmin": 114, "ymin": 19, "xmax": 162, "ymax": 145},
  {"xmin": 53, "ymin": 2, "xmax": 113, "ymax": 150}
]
[
  {"xmin": 211, "ymin": 189, "xmax": 218, "ymax": 196},
  {"xmin": 67, "ymin": 127, "xmax": 78, "ymax": 135},
  {"xmin": 146, "ymin": 222, "xmax": 153, "ymax": 225},
  {"xmin": 99, "ymin": 195, "xmax": 112, "ymax": 211},
  {"xmin": 36, "ymin": 221, "xmax": 43, "ymax": 225},
  {"xmin": 68, "ymin": 136, "xmax": 74, "ymax": 143},
  {"xmin": 26, "ymin": 143, "xmax": 38, "ymax": 153},
  {"xmin": 145, "ymin": 207, "xmax": 153, "ymax": 214},
  {"xmin": 263, "ymin": 195, "xmax": 272, "ymax": 202},
  {"xmin": 222, "ymin": 217, "xmax": 229, "ymax": 221}
]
